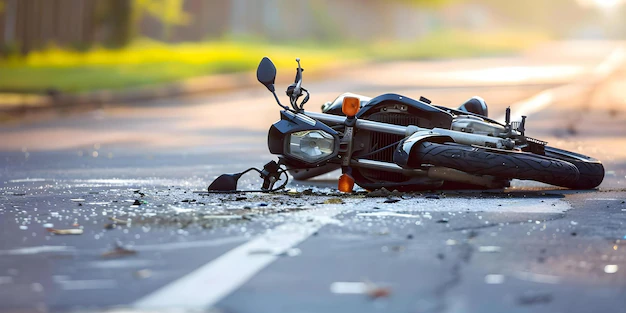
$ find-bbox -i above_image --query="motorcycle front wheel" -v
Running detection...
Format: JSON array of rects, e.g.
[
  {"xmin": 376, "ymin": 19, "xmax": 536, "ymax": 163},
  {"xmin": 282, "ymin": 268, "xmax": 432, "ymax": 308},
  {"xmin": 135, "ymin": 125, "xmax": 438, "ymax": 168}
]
[{"xmin": 413, "ymin": 142, "xmax": 581, "ymax": 189}]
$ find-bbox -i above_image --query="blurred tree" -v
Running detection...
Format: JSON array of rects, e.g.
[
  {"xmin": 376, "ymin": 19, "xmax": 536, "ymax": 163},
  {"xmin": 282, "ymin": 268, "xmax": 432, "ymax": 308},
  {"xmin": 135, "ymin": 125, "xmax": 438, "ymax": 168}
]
[
  {"xmin": 96, "ymin": 0, "xmax": 134, "ymax": 48},
  {"xmin": 134, "ymin": 0, "xmax": 190, "ymax": 40}
]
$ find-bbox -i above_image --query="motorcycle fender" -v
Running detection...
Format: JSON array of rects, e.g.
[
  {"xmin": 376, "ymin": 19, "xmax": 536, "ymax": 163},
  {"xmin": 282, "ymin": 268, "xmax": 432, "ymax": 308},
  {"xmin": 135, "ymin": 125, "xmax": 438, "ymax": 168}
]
[{"xmin": 393, "ymin": 131, "xmax": 454, "ymax": 168}]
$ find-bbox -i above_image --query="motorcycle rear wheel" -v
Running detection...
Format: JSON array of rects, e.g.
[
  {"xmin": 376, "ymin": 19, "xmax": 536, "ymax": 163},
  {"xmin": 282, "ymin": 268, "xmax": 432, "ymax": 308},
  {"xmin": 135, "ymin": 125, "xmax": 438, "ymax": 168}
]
[{"xmin": 414, "ymin": 142, "xmax": 580, "ymax": 188}]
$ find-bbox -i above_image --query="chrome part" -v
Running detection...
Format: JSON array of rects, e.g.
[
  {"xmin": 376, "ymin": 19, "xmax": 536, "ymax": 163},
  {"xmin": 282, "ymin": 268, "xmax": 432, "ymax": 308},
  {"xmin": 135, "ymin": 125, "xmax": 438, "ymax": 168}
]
[
  {"xmin": 394, "ymin": 130, "xmax": 454, "ymax": 169},
  {"xmin": 451, "ymin": 116, "xmax": 506, "ymax": 136},
  {"xmin": 351, "ymin": 159, "xmax": 427, "ymax": 177},
  {"xmin": 304, "ymin": 111, "xmax": 511, "ymax": 149},
  {"xmin": 295, "ymin": 113, "xmax": 316, "ymax": 126},
  {"xmin": 405, "ymin": 125, "xmax": 419, "ymax": 137},
  {"xmin": 427, "ymin": 167, "xmax": 506, "ymax": 189},
  {"xmin": 431, "ymin": 128, "xmax": 509, "ymax": 149}
]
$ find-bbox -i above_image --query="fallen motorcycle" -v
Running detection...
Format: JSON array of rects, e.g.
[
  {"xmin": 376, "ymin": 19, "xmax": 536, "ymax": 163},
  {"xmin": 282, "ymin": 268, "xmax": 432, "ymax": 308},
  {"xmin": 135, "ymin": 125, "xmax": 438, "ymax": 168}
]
[{"xmin": 208, "ymin": 57, "xmax": 604, "ymax": 192}]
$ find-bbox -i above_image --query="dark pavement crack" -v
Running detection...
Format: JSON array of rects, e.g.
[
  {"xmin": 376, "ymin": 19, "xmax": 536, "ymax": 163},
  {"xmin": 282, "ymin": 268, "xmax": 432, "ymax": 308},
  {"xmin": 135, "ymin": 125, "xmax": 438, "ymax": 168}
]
[{"xmin": 422, "ymin": 242, "xmax": 474, "ymax": 313}]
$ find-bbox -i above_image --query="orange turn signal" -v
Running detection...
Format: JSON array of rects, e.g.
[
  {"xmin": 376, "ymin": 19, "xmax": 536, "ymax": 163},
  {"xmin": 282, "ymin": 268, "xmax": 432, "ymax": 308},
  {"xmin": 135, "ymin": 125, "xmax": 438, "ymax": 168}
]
[
  {"xmin": 338, "ymin": 173, "xmax": 355, "ymax": 193},
  {"xmin": 342, "ymin": 96, "xmax": 360, "ymax": 117}
]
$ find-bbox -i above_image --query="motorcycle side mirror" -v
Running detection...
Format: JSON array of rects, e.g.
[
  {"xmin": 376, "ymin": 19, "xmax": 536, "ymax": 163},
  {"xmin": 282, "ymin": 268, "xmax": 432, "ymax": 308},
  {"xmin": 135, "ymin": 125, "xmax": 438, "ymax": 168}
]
[
  {"xmin": 208, "ymin": 173, "xmax": 242, "ymax": 192},
  {"xmin": 257, "ymin": 57, "xmax": 277, "ymax": 92}
]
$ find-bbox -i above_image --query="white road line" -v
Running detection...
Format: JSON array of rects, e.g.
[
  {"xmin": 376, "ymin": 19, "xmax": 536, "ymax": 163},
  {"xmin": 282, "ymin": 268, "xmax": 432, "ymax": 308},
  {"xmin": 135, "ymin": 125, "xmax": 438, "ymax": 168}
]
[
  {"xmin": 498, "ymin": 46, "xmax": 626, "ymax": 123},
  {"xmin": 133, "ymin": 197, "xmax": 569, "ymax": 309},
  {"xmin": 133, "ymin": 206, "xmax": 344, "ymax": 309},
  {"xmin": 358, "ymin": 198, "xmax": 571, "ymax": 214}
]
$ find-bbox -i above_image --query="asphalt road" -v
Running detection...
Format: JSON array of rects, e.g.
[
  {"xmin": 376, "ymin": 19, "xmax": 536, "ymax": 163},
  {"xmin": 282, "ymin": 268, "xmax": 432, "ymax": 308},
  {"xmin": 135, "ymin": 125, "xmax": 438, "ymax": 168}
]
[{"xmin": 1, "ymin": 41, "xmax": 626, "ymax": 313}]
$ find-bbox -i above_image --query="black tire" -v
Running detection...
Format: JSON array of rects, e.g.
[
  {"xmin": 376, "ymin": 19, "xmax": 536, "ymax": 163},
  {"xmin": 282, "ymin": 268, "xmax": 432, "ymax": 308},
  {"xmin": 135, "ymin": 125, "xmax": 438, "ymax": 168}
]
[
  {"xmin": 544, "ymin": 146, "xmax": 604, "ymax": 189},
  {"xmin": 414, "ymin": 142, "xmax": 580, "ymax": 188}
]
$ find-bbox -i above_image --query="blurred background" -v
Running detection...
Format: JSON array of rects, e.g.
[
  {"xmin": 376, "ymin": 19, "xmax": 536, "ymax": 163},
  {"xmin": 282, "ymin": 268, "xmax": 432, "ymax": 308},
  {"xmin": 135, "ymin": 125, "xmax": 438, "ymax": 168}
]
[{"xmin": 0, "ymin": 0, "xmax": 625, "ymax": 94}]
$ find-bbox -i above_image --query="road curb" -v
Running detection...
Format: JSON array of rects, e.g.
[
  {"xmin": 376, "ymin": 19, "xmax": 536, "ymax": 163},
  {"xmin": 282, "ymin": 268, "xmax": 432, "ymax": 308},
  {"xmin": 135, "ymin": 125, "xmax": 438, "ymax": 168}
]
[{"xmin": 0, "ymin": 60, "xmax": 365, "ymax": 116}]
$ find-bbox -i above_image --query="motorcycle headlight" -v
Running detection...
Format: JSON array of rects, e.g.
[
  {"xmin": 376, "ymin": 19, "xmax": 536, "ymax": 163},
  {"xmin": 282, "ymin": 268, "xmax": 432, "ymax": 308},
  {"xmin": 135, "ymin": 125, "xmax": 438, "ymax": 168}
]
[{"xmin": 287, "ymin": 130, "xmax": 335, "ymax": 162}]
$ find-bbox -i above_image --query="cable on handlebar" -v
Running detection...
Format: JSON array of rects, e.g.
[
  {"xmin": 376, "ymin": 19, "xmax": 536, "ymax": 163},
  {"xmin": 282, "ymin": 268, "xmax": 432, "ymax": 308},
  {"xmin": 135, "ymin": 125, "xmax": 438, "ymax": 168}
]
[{"xmin": 205, "ymin": 166, "xmax": 289, "ymax": 194}]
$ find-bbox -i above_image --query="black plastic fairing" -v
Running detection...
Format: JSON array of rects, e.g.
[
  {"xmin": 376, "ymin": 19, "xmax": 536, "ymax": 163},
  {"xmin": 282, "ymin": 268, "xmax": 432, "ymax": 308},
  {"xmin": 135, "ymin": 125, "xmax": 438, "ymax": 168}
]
[
  {"xmin": 267, "ymin": 111, "xmax": 340, "ymax": 167},
  {"xmin": 357, "ymin": 94, "xmax": 453, "ymax": 129}
]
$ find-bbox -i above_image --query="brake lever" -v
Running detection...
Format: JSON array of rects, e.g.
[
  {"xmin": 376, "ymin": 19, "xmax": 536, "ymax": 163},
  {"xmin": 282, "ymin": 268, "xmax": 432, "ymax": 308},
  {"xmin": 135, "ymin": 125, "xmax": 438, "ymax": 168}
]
[
  {"xmin": 299, "ymin": 88, "xmax": 310, "ymax": 109},
  {"xmin": 293, "ymin": 58, "xmax": 303, "ymax": 101}
]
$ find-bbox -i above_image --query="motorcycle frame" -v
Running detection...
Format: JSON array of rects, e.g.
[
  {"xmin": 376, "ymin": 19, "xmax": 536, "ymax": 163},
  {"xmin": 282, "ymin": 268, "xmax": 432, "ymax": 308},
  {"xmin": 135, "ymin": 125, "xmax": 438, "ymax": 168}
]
[{"xmin": 288, "ymin": 111, "xmax": 513, "ymax": 188}]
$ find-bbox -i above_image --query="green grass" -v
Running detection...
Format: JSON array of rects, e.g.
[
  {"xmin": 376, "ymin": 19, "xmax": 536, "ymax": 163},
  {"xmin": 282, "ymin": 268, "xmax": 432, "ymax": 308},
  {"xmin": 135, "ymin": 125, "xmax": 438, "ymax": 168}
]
[{"xmin": 0, "ymin": 30, "xmax": 548, "ymax": 94}]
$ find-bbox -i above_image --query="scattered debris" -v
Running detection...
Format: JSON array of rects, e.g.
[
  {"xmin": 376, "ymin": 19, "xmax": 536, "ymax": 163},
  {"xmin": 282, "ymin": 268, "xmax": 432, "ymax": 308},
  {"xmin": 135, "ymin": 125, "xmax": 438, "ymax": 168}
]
[
  {"xmin": 70, "ymin": 198, "xmax": 85, "ymax": 202},
  {"xmin": 513, "ymin": 272, "xmax": 561, "ymax": 284},
  {"xmin": 390, "ymin": 246, "xmax": 405, "ymax": 252},
  {"xmin": 102, "ymin": 244, "xmax": 137, "ymax": 258},
  {"xmin": 241, "ymin": 214, "xmax": 255, "ymax": 221},
  {"xmin": 104, "ymin": 217, "xmax": 130, "ymax": 230},
  {"xmin": 47, "ymin": 228, "xmax": 83, "ymax": 235},
  {"xmin": 467, "ymin": 230, "xmax": 479, "ymax": 239},
  {"xmin": 258, "ymin": 202, "xmax": 268, "ymax": 207},
  {"xmin": 384, "ymin": 197, "xmax": 401, "ymax": 204},
  {"xmin": 330, "ymin": 282, "xmax": 368, "ymax": 294},
  {"xmin": 324, "ymin": 198, "xmax": 344, "ymax": 204},
  {"xmin": 367, "ymin": 285, "xmax": 391, "ymax": 299},
  {"xmin": 436, "ymin": 218, "xmax": 449, "ymax": 224},
  {"xmin": 134, "ymin": 269, "xmax": 153, "ymax": 279},
  {"xmin": 235, "ymin": 196, "xmax": 247, "ymax": 201},
  {"xmin": 484, "ymin": 274, "xmax": 505, "ymax": 284},
  {"xmin": 132, "ymin": 200, "xmax": 141, "ymax": 206},
  {"xmin": 330, "ymin": 281, "xmax": 391, "ymax": 299},
  {"xmin": 357, "ymin": 212, "xmax": 420, "ymax": 218},
  {"xmin": 110, "ymin": 217, "xmax": 129, "ymax": 225},
  {"xmin": 425, "ymin": 195, "xmax": 440, "ymax": 199},
  {"xmin": 202, "ymin": 215, "xmax": 243, "ymax": 220},
  {"xmin": 478, "ymin": 246, "xmax": 502, "ymax": 253},
  {"xmin": 366, "ymin": 188, "xmax": 391, "ymax": 198},
  {"xmin": 302, "ymin": 189, "xmax": 313, "ymax": 195},
  {"xmin": 277, "ymin": 248, "xmax": 302, "ymax": 257},
  {"xmin": 517, "ymin": 292, "xmax": 553, "ymax": 306}
]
